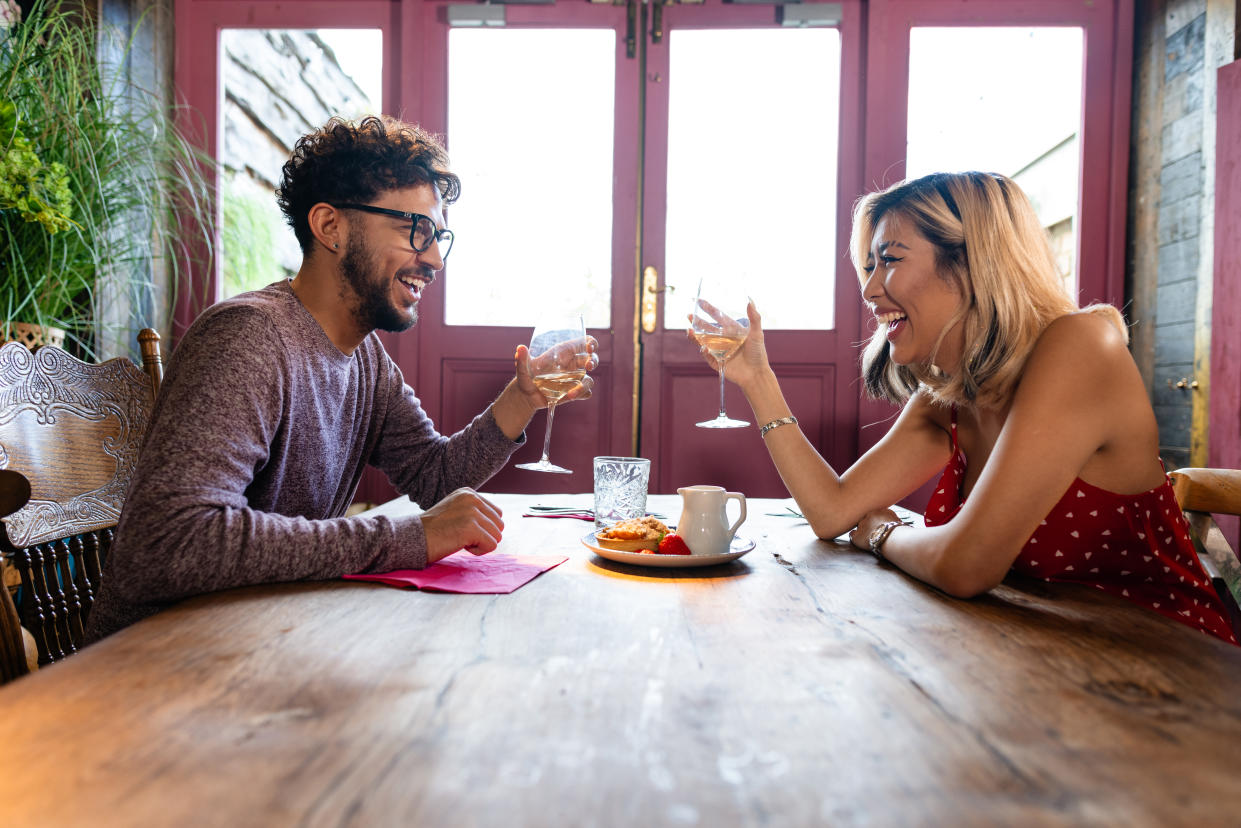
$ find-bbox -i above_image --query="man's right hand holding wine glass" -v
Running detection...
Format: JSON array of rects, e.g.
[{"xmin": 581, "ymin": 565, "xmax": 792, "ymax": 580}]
[
  {"xmin": 514, "ymin": 336, "xmax": 599, "ymax": 410},
  {"xmin": 488, "ymin": 333, "xmax": 598, "ymax": 443}
]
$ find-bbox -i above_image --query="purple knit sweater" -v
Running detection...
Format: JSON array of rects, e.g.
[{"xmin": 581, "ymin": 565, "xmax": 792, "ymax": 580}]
[{"xmin": 84, "ymin": 281, "xmax": 522, "ymax": 641}]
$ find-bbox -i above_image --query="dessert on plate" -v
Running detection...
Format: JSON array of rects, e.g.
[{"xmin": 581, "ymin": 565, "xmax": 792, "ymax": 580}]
[{"xmin": 594, "ymin": 516, "xmax": 669, "ymax": 552}]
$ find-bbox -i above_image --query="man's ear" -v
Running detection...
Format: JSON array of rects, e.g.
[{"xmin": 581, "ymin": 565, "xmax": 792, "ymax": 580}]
[{"xmin": 307, "ymin": 202, "xmax": 346, "ymax": 253}]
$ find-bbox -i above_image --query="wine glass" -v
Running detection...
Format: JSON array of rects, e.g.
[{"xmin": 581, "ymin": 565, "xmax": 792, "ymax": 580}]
[
  {"xmin": 691, "ymin": 278, "xmax": 750, "ymax": 429},
  {"xmin": 517, "ymin": 315, "xmax": 589, "ymax": 474}
]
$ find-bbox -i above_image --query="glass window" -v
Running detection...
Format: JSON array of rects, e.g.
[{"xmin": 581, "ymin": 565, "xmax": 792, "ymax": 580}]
[
  {"xmin": 662, "ymin": 28, "xmax": 841, "ymax": 331},
  {"xmin": 219, "ymin": 28, "xmax": 382, "ymax": 298},
  {"xmin": 446, "ymin": 29, "xmax": 616, "ymax": 328},
  {"xmin": 906, "ymin": 27, "xmax": 1083, "ymax": 293}
]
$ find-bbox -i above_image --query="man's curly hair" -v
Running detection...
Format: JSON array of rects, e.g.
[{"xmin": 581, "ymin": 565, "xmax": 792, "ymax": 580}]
[{"xmin": 276, "ymin": 115, "xmax": 461, "ymax": 254}]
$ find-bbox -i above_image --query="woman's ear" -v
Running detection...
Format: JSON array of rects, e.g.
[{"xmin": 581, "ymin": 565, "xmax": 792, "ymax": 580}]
[{"xmin": 307, "ymin": 202, "xmax": 345, "ymax": 254}]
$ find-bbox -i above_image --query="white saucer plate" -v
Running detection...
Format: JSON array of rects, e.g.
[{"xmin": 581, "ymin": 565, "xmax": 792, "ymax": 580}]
[{"xmin": 581, "ymin": 531, "xmax": 755, "ymax": 568}]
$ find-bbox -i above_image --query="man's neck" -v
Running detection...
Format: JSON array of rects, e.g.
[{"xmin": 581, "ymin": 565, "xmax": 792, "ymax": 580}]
[{"xmin": 289, "ymin": 264, "xmax": 368, "ymax": 355}]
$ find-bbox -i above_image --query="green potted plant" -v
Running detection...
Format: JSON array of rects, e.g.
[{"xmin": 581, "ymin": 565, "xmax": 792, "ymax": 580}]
[{"xmin": 0, "ymin": 0, "xmax": 214, "ymax": 357}]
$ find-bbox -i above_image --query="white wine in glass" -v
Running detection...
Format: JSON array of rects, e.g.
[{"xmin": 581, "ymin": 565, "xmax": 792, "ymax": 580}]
[
  {"xmin": 691, "ymin": 279, "xmax": 750, "ymax": 429},
  {"xmin": 517, "ymin": 315, "xmax": 589, "ymax": 474}
]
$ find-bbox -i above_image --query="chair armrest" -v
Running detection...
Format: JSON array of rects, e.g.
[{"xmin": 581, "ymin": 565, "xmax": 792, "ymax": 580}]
[
  {"xmin": 1169, "ymin": 468, "xmax": 1241, "ymax": 516},
  {"xmin": 0, "ymin": 469, "xmax": 32, "ymax": 519}
]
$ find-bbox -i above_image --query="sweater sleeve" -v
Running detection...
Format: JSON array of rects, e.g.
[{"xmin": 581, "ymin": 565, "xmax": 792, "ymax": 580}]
[
  {"xmin": 366, "ymin": 348, "xmax": 523, "ymax": 504},
  {"xmin": 87, "ymin": 307, "xmax": 432, "ymax": 638}
]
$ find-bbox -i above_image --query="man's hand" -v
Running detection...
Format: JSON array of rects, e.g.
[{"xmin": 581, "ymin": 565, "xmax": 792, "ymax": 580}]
[
  {"xmin": 515, "ymin": 335, "xmax": 600, "ymax": 409},
  {"xmin": 491, "ymin": 335, "xmax": 599, "ymax": 441},
  {"xmin": 420, "ymin": 488, "xmax": 505, "ymax": 562}
]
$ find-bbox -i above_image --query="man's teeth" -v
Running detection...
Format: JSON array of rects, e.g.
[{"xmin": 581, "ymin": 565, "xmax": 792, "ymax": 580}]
[{"xmin": 877, "ymin": 311, "xmax": 907, "ymax": 325}]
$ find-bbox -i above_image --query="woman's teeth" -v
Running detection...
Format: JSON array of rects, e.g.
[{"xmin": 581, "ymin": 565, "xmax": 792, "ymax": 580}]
[{"xmin": 877, "ymin": 311, "xmax": 907, "ymax": 325}]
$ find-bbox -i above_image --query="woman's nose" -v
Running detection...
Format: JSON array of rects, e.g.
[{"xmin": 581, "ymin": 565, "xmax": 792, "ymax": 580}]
[{"xmin": 861, "ymin": 269, "xmax": 883, "ymax": 302}]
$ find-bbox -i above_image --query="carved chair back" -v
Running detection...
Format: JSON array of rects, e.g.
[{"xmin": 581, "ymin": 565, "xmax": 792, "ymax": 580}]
[
  {"xmin": 1170, "ymin": 467, "xmax": 1241, "ymax": 637},
  {"xmin": 0, "ymin": 330, "xmax": 163, "ymax": 669}
]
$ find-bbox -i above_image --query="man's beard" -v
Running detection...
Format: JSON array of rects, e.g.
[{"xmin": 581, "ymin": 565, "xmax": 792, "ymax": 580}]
[{"xmin": 340, "ymin": 235, "xmax": 417, "ymax": 333}]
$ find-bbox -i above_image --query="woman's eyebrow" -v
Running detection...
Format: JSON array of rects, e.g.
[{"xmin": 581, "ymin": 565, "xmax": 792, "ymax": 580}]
[{"xmin": 875, "ymin": 240, "xmax": 910, "ymax": 254}]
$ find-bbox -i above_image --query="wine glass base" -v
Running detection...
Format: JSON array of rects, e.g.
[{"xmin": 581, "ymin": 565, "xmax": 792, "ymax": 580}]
[
  {"xmin": 516, "ymin": 460, "xmax": 573, "ymax": 474},
  {"xmin": 696, "ymin": 415, "xmax": 750, "ymax": 429}
]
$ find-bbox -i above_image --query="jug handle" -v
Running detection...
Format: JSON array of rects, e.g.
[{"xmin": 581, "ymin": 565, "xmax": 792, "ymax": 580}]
[{"xmin": 725, "ymin": 492, "xmax": 747, "ymax": 537}]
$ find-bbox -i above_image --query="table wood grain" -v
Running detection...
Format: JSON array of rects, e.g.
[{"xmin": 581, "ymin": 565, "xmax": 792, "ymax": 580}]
[{"xmin": 2, "ymin": 494, "xmax": 1239, "ymax": 826}]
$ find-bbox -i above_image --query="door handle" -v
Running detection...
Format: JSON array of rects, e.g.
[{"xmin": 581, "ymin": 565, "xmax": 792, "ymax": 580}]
[{"xmin": 641, "ymin": 266, "xmax": 674, "ymax": 333}]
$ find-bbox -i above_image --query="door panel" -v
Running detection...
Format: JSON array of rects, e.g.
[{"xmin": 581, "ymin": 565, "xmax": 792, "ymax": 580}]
[{"xmin": 657, "ymin": 363, "xmax": 836, "ymax": 496}]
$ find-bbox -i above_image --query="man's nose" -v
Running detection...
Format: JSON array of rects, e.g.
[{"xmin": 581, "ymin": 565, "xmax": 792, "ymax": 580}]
[{"xmin": 419, "ymin": 240, "xmax": 445, "ymax": 272}]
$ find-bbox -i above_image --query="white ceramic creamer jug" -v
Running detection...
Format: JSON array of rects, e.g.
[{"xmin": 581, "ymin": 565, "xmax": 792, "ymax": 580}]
[{"xmin": 676, "ymin": 485, "xmax": 747, "ymax": 555}]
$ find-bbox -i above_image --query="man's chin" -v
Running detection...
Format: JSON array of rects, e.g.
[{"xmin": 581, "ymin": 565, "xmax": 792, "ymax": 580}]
[{"xmin": 377, "ymin": 309, "xmax": 417, "ymax": 333}]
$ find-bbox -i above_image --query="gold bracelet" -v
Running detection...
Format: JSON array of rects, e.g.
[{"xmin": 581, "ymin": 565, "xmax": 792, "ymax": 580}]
[{"xmin": 759, "ymin": 416, "xmax": 798, "ymax": 438}]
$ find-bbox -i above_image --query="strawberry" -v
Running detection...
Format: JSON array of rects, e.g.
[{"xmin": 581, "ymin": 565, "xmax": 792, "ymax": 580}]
[{"xmin": 657, "ymin": 533, "xmax": 692, "ymax": 555}]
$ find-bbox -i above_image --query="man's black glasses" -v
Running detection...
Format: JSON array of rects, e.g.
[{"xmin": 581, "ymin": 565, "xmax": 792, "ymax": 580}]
[{"xmin": 334, "ymin": 203, "xmax": 454, "ymax": 260}]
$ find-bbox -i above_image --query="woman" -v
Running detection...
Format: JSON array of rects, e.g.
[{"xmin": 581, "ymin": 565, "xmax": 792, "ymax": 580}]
[{"xmin": 699, "ymin": 171, "xmax": 1236, "ymax": 644}]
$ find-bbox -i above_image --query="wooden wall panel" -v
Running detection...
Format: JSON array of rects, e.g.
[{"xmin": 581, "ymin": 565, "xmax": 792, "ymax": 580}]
[
  {"xmin": 442, "ymin": 360, "xmax": 614, "ymax": 496},
  {"xmin": 655, "ymin": 364, "xmax": 835, "ymax": 499}
]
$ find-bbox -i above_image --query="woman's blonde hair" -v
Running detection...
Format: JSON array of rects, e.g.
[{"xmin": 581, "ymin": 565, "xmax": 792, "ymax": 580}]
[{"xmin": 850, "ymin": 171, "xmax": 1126, "ymax": 409}]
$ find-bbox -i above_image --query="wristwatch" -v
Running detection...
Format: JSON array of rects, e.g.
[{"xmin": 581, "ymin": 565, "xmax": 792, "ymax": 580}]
[{"xmin": 867, "ymin": 520, "xmax": 904, "ymax": 559}]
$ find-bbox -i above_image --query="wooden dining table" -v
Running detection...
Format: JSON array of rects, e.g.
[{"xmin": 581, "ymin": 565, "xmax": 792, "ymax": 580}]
[{"xmin": 2, "ymin": 492, "xmax": 1239, "ymax": 826}]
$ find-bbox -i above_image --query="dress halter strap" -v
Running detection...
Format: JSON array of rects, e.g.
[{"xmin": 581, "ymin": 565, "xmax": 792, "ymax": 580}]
[{"xmin": 948, "ymin": 405, "xmax": 960, "ymax": 455}]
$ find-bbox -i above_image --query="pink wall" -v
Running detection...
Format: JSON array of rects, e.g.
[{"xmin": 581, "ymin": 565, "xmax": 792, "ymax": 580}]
[{"xmin": 1209, "ymin": 60, "xmax": 1241, "ymax": 550}]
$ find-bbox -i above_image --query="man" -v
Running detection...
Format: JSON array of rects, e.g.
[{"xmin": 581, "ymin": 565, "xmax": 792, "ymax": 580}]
[{"xmin": 84, "ymin": 115, "xmax": 596, "ymax": 641}]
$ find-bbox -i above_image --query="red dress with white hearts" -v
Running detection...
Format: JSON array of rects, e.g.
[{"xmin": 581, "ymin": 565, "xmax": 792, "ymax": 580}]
[{"xmin": 923, "ymin": 409, "xmax": 1237, "ymax": 645}]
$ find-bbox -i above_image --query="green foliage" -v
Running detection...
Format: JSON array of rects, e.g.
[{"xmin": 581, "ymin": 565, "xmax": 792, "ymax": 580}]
[
  {"xmin": 221, "ymin": 175, "xmax": 281, "ymax": 298},
  {"xmin": 0, "ymin": 0, "xmax": 216, "ymax": 356},
  {"xmin": 0, "ymin": 99, "xmax": 74, "ymax": 232}
]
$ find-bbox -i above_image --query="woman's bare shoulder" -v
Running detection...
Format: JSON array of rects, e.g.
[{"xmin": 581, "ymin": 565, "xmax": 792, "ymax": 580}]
[
  {"xmin": 1029, "ymin": 310, "xmax": 1131, "ymax": 373},
  {"xmin": 902, "ymin": 387, "xmax": 955, "ymax": 436}
]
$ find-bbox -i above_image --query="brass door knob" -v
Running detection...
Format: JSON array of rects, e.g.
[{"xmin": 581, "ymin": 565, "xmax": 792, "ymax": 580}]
[{"xmin": 640, "ymin": 266, "xmax": 673, "ymax": 333}]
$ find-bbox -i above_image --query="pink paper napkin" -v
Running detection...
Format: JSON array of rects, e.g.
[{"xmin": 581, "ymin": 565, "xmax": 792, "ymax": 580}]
[{"xmin": 344, "ymin": 551, "xmax": 567, "ymax": 594}]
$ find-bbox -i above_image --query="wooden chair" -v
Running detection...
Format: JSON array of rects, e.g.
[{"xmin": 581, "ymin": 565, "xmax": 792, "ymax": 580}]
[
  {"xmin": 0, "ymin": 329, "xmax": 163, "ymax": 673},
  {"xmin": 1169, "ymin": 467, "xmax": 1241, "ymax": 637}
]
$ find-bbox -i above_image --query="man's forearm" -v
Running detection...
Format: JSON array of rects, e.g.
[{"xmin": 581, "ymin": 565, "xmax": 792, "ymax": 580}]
[{"xmin": 108, "ymin": 497, "xmax": 428, "ymax": 607}]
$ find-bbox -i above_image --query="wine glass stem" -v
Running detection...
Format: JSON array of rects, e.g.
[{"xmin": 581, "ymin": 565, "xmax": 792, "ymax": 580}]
[
  {"xmin": 717, "ymin": 367, "xmax": 728, "ymax": 418},
  {"xmin": 539, "ymin": 402, "xmax": 558, "ymax": 463}
]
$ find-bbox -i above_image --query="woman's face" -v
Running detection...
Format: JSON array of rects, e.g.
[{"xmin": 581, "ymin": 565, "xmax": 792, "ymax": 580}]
[{"xmin": 861, "ymin": 212, "xmax": 965, "ymax": 370}]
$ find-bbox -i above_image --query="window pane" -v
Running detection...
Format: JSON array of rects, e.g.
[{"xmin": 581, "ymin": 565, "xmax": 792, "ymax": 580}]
[
  {"xmin": 220, "ymin": 28, "xmax": 382, "ymax": 299},
  {"xmin": 447, "ymin": 29, "xmax": 615, "ymax": 328},
  {"xmin": 906, "ymin": 27, "xmax": 1083, "ymax": 294},
  {"xmin": 663, "ymin": 29, "xmax": 840, "ymax": 331}
]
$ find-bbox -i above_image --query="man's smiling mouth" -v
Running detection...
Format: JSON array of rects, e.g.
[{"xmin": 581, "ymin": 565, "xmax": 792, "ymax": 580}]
[{"xmin": 397, "ymin": 271, "xmax": 433, "ymax": 298}]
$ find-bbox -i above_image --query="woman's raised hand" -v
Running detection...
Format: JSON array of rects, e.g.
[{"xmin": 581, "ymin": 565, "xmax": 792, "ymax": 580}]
[{"xmin": 689, "ymin": 301, "xmax": 770, "ymax": 391}]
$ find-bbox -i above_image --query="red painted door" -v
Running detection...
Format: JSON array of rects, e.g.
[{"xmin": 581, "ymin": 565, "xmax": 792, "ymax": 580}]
[
  {"xmin": 636, "ymin": 1, "xmax": 866, "ymax": 496},
  {"xmin": 414, "ymin": 1, "xmax": 641, "ymax": 496},
  {"xmin": 416, "ymin": 0, "xmax": 866, "ymax": 497}
]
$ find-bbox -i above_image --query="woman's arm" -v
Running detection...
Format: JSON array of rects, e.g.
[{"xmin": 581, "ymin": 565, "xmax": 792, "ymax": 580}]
[
  {"xmin": 862, "ymin": 312, "xmax": 1152, "ymax": 597},
  {"xmin": 709, "ymin": 304, "xmax": 954, "ymax": 540}
]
